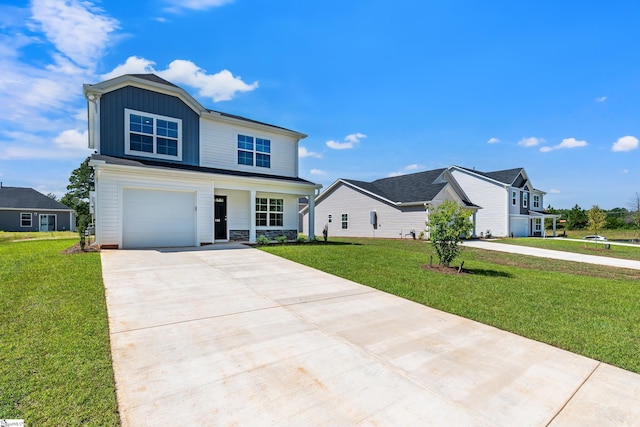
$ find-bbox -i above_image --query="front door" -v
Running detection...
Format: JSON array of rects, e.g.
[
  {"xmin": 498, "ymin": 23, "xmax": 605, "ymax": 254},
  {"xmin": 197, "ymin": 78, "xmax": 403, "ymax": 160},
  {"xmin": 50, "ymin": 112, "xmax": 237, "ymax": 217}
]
[
  {"xmin": 39, "ymin": 214, "xmax": 56, "ymax": 232},
  {"xmin": 214, "ymin": 196, "xmax": 227, "ymax": 240}
]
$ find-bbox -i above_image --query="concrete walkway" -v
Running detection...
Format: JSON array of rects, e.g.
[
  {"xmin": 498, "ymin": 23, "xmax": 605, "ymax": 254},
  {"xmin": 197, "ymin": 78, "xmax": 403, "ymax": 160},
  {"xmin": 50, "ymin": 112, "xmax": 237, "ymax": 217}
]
[
  {"xmin": 101, "ymin": 245, "xmax": 640, "ymax": 426},
  {"xmin": 463, "ymin": 240, "xmax": 640, "ymax": 270}
]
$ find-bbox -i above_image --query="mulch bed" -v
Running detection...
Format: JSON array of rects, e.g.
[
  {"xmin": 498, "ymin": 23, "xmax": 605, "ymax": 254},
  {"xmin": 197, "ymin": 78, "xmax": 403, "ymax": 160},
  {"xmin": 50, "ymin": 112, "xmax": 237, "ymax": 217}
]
[{"xmin": 61, "ymin": 243, "xmax": 100, "ymax": 254}]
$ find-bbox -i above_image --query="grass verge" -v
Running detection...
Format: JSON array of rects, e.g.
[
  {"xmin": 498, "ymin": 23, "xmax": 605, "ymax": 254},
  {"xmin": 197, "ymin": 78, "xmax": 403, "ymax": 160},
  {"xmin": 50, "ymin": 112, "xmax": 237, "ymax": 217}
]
[
  {"xmin": 494, "ymin": 237, "xmax": 640, "ymax": 261},
  {"xmin": 0, "ymin": 237, "xmax": 119, "ymax": 425},
  {"xmin": 260, "ymin": 238, "xmax": 640, "ymax": 373}
]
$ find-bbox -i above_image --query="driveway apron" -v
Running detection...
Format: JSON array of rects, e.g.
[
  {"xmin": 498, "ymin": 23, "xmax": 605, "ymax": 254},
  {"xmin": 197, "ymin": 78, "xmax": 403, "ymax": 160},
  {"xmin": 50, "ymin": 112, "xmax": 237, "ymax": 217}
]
[{"xmin": 101, "ymin": 245, "xmax": 640, "ymax": 426}]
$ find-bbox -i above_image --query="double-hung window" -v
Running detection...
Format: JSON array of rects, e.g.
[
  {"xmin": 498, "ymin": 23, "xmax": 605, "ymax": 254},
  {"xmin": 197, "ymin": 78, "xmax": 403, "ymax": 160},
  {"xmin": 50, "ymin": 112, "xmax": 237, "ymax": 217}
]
[
  {"xmin": 238, "ymin": 135, "xmax": 271, "ymax": 168},
  {"xmin": 20, "ymin": 213, "xmax": 32, "ymax": 227},
  {"xmin": 125, "ymin": 109, "xmax": 182, "ymax": 161},
  {"xmin": 533, "ymin": 194, "xmax": 540, "ymax": 209},
  {"xmin": 512, "ymin": 191, "xmax": 517, "ymax": 206},
  {"xmin": 341, "ymin": 213, "xmax": 348, "ymax": 229},
  {"xmin": 256, "ymin": 198, "xmax": 283, "ymax": 227},
  {"xmin": 523, "ymin": 192, "xmax": 528, "ymax": 208}
]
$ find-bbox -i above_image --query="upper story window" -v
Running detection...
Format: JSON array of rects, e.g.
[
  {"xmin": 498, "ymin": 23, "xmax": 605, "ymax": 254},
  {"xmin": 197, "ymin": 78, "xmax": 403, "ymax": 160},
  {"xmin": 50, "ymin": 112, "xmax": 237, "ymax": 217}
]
[
  {"xmin": 533, "ymin": 194, "xmax": 540, "ymax": 209},
  {"xmin": 125, "ymin": 109, "xmax": 182, "ymax": 161},
  {"xmin": 238, "ymin": 135, "xmax": 271, "ymax": 168},
  {"xmin": 523, "ymin": 192, "xmax": 528, "ymax": 208},
  {"xmin": 512, "ymin": 191, "xmax": 517, "ymax": 206}
]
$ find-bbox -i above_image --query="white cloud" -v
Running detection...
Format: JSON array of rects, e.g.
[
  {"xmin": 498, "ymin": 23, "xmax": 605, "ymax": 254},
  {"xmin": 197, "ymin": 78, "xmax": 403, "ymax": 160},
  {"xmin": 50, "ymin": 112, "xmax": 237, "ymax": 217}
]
[
  {"xmin": 611, "ymin": 135, "xmax": 639, "ymax": 152},
  {"xmin": 487, "ymin": 137, "xmax": 500, "ymax": 144},
  {"xmin": 165, "ymin": 0, "xmax": 233, "ymax": 12},
  {"xmin": 326, "ymin": 133, "xmax": 366, "ymax": 150},
  {"xmin": 102, "ymin": 57, "xmax": 259, "ymax": 102},
  {"xmin": 596, "ymin": 96, "xmax": 607, "ymax": 102},
  {"xmin": 310, "ymin": 169, "xmax": 326, "ymax": 175},
  {"xmin": 622, "ymin": 169, "xmax": 629, "ymax": 174},
  {"xmin": 387, "ymin": 172, "xmax": 404, "ymax": 177},
  {"xmin": 404, "ymin": 164, "xmax": 422, "ymax": 170},
  {"xmin": 0, "ymin": 129, "xmax": 91, "ymax": 160},
  {"xmin": 299, "ymin": 147, "xmax": 322, "ymax": 158},
  {"xmin": 540, "ymin": 137, "xmax": 588, "ymax": 152},
  {"xmin": 518, "ymin": 137, "xmax": 544, "ymax": 147},
  {"xmin": 549, "ymin": 189, "xmax": 561, "ymax": 194},
  {"xmin": 29, "ymin": 0, "xmax": 119, "ymax": 69},
  {"xmin": 54, "ymin": 129, "xmax": 88, "ymax": 151}
]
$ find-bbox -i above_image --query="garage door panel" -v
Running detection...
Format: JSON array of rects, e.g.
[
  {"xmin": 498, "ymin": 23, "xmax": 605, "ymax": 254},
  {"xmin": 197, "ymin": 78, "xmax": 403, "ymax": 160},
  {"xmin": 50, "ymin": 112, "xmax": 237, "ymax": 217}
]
[{"xmin": 123, "ymin": 188, "xmax": 196, "ymax": 248}]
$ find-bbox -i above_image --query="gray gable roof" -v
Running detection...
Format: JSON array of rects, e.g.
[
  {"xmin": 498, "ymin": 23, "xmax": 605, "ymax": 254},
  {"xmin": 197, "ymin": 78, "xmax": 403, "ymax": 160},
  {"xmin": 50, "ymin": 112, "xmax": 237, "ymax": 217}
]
[
  {"xmin": 127, "ymin": 73, "xmax": 179, "ymax": 87},
  {"xmin": 0, "ymin": 187, "xmax": 72, "ymax": 210},
  {"xmin": 340, "ymin": 168, "xmax": 471, "ymax": 205},
  {"xmin": 457, "ymin": 166, "xmax": 524, "ymax": 185}
]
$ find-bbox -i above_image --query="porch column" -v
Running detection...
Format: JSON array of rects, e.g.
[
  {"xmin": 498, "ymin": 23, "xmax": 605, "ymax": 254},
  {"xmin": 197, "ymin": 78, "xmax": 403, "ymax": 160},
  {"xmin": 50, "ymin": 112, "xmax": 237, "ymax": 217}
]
[
  {"xmin": 472, "ymin": 211, "xmax": 477, "ymax": 238},
  {"xmin": 308, "ymin": 194, "xmax": 315, "ymax": 240},
  {"xmin": 553, "ymin": 217, "xmax": 557, "ymax": 237},
  {"xmin": 249, "ymin": 190, "xmax": 256, "ymax": 243}
]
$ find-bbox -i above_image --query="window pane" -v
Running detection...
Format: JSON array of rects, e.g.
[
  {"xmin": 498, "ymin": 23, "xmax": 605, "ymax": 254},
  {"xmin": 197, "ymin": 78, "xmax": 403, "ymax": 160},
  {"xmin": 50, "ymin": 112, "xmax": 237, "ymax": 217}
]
[
  {"xmin": 238, "ymin": 135, "xmax": 254, "ymax": 150},
  {"xmin": 157, "ymin": 138, "xmax": 178, "ymax": 156},
  {"xmin": 130, "ymin": 133, "xmax": 154, "ymax": 152},
  {"xmin": 270, "ymin": 213, "xmax": 283, "ymax": 227},
  {"xmin": 256, "ymin": 198, "xmax": 268, "ymax": 212},
  {"xmin": 256, "ymin": 138, "xmax": 270, "ymax": 153},
  {"xmin": 256, "ymin": 153, "xmax": 270, "ymax": 168},
  {"xmin": 238, "ymin": 150, "xmax": 253, "ymax": 165},
  {"xmin": 256, "ymin": 212, "xmax": 267, "ymax": 226},
  {"xmin": 269, "ymin": 198, "xmax": 283, "ymax": 212}
]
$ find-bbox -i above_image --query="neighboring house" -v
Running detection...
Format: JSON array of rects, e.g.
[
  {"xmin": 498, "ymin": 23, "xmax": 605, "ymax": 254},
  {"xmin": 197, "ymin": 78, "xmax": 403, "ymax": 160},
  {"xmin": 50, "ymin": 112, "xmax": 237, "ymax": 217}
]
[
  {"xmin": 448, "ymin": 166, "xmax": 559, "ymax": 237},
  {"xmin": 84, "ymin": 74, "xmax": 320, "ymax": 249},
  {"xmin": 301, "ymin": 168, "xmax": 480, "ymax": 239},
  {"xmin": 0, "ymin": 185, "xmax": 75, "ymax": 232}
]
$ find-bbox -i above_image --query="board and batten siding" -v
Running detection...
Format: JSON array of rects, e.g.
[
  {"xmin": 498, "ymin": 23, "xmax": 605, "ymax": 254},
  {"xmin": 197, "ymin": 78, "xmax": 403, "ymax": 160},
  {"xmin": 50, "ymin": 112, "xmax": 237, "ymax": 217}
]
[
  {"xmin": 94, "ymin": 168, "xmax": 214, "ymax": 247},
  {"xmin": 451, "ymin": 169, "xmax": 508, "ymax": 237},
  {"xmin": 99, "ymin": 86, "xmax": 200, "ymax": 166},
  {"xmin": 199, "ymin": 118, "xmax": 298, "ymax": 178}
]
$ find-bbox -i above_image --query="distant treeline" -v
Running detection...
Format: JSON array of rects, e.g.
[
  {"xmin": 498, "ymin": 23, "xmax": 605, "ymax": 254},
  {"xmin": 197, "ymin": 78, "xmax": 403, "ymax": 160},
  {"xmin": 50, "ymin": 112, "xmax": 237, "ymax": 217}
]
[{"xmin": 545, "ymin": 205, "xmax": 639, "ymax": 230}]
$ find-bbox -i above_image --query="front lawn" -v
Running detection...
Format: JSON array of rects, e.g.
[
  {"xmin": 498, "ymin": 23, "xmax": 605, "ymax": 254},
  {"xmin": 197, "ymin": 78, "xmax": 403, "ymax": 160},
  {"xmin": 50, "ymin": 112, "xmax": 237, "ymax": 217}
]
[
  {"xmin": 495, "ymin": 237, "xmax": 640, "ymax": 261},
  {"xmin": 260, "ymin": 238, "xmax": 640, "ymax": 373},
  {"xmin": 0, "ymin": 237, "xmax": 119, "ymax": 425}
]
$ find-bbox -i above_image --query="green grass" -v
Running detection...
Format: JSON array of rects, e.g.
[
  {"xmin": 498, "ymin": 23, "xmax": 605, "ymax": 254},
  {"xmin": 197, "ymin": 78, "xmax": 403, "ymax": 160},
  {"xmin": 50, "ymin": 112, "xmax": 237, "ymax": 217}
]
[
  {"xmin": 0, "ymin": 236, "xmax": 119, "ymax": 425},
  {"xmin": 494, "ymin": 237, "xmax": 640, "ymax": 261},
  {"xmin": 554, "ymin": 228, "xmax": 640, "ymax": 241},
  {"xmin": 260, "ymin": 238, "xmax": 640, "ymax": 373}
]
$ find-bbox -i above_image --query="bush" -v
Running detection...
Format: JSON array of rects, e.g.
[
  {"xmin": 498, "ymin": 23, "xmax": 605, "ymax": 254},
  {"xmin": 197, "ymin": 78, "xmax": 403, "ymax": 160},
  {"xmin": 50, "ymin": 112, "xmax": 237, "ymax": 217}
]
[
  {"xmin": 296, "ymin": 236, "xmax": 307, "ymax": 243},
  {"xmin": 276, "ymin": 235, "xmax": 288, "ymax": 244},
  {"xmin": 426, "ymin": 200, "xmax": 473, "ymax": 267},
  {"xmin": 256, "ymin": 235, "xmax": 270, "ymax": 245}
]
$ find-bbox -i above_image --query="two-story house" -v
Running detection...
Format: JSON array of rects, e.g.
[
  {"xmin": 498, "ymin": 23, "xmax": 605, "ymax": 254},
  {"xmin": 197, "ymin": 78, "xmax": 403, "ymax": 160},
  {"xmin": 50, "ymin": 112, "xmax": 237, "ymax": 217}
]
[
  {"xmin": 448, "ymin": 166, "xmax": 559, "ymax": 237},
  {"xmin": 84, "ymin": 74, "xmax": 320, "ymax": 249}
]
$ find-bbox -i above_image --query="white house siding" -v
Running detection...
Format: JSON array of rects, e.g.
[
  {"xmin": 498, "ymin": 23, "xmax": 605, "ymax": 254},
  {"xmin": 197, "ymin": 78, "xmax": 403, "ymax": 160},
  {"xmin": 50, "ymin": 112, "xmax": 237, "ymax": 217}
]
[
  {"xmin": 199, "ymin": 118, "xmax": 298, "ymax": 178},
  {"xmin": 94, "ymin": 166, "xmax": 214, "ymax": 247},
  {"xmin": 304, "ymin": 184, "xmax": 428, "ymax": 239},
  {"xmin": 218, "ymin": 189, "xmax": 251, "ymax": 232},
  {"xmin": 451, "ymin": 169, "xmax": 508, "ymax": 237}
]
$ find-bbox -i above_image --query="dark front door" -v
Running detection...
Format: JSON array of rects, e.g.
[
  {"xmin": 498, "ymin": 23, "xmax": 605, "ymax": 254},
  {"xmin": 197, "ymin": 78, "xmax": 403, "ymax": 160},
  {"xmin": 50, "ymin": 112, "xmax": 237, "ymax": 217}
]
[{"xmin": 214, "ymin": 196, "xmax": 227, "ymax": 240}]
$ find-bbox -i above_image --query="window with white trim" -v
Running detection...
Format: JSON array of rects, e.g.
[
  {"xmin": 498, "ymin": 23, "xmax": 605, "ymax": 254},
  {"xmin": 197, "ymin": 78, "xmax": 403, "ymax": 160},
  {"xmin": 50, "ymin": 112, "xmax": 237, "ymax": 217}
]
[
  {"xmin": 125, "ymin": 109, "xmax": 182, "ymax": 161},
  {"xmin": 256, "ymin": 198, "xmax": 283, "ymax": 227},
  {"xmin": 341, "ymin": 213, "xmax": 348, "ymax": 229},
  {"xmin": 523, "ymin": 192, "xmax": 528, "ymax": 208},
  {"xmin": 533, "ymin": 194, "xmax": 540, "ymax": 209},
  {"xmin": 238, "ymin": 135, "xmax": 271, "ymax": 168},
  {"xmin": 20, "ymin": 213, "xmax": 32, "ymax": 227},
  {"xmin": 512, "ymin": 191, "xmax": 517, "ymax": 206},
  {"xmin": 534, "ymin": 218, "xmax": 542, "ymax": 232}
]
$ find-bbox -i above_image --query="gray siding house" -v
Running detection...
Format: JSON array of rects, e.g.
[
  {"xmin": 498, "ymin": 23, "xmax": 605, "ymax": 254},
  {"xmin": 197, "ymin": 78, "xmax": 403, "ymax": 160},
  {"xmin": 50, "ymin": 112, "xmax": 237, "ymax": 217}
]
[
  {"xmin": 302, "ymin": 168, "xmax": 479, "ymax": 239},
  {"xmin": 0, "ymin": 186, "xmax": 75, "ymax": 232},
  {"xmin": 85, "ymin": 74, "xmax": 320, "ymax": 248}
]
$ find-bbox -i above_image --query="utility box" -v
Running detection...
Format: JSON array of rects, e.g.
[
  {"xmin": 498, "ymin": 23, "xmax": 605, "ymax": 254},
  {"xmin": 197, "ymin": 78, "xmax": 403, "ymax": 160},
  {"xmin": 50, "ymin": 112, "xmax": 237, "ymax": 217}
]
[{"xmin": 370, "ymin": 211, "xmax": 378, "ymax": 229}]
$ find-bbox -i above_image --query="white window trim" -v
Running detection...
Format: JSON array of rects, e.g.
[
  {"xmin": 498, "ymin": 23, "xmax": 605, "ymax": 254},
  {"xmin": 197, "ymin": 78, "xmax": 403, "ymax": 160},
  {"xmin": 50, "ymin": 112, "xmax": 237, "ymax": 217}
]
[
  {"xmin": 124, "ymin": 108, "xmax": 183, "ymax": 161},
  {"xmin": 341, "ymin": 213, "xmax": 348, "ymax": 229},
  {"xmin": 20, "ymin": 212, "xmax": 32, "ymax": 227},
  {"xmin": 237, "ymin": 134, "xmax": 271, "ymax": 169},
  {"xmin": 512, "ymin": 191, "xmax": 517, "ymax": 206},
  {"xmin": 39, "ymin": 214, "xmax": 57, "ymax": 232},
  {"xmin": 533, "ymin": 194, "xmax": 540, "ymax": 209},
  {"xmin": 523, "ymin": 192, "xmax": 528, "ymax": 208},
  {"xmin": 255, "ymin": 197, "xmax": 284, "ymax": 228},
  {"xmin": 534, "ymin": 218, "xmax": 542, "ymax": 232}
]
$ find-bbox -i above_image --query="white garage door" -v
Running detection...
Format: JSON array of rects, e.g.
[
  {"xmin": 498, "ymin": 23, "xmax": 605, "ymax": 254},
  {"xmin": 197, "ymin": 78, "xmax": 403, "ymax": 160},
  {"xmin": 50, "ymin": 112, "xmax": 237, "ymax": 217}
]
[
  {"xmin": 123, "ymin": 188, "xmax": 196, "ymax": 248},
  {"xmin": 510, "ymin": 217, "xmax": 528, "ymax": 237}
]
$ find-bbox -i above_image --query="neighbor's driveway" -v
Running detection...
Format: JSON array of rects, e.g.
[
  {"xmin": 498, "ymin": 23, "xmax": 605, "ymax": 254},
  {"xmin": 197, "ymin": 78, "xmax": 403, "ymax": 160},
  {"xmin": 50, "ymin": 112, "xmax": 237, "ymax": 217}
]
[{"xmin": 101, "ymin": 245, "xmax": 640, "ymax": 426}]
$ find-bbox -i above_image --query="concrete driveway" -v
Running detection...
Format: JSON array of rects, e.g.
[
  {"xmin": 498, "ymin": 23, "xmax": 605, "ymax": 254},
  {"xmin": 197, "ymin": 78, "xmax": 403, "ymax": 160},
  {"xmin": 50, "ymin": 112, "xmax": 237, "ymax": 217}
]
[{"xmin": 101, "ymin": 245, "xmax": 640, "ymax": 426}]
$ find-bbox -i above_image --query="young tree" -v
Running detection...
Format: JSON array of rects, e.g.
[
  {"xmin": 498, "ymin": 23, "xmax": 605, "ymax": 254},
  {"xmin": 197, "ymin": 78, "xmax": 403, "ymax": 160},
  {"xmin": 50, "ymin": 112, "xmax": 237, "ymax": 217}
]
[
  {"xmin": 630, "ymin": 193, "xmax": 640, "ymax": 242},
  {"xmin": 61, "ymin": 157, "xmax": 94, "ymax": 248},
  {"xmin": 426, "ymin": 200, "xmax": 473, "ymax": 267},
  {"xmin": 587, "ymin": 205, "xmax": 607, "ymax": 248}
]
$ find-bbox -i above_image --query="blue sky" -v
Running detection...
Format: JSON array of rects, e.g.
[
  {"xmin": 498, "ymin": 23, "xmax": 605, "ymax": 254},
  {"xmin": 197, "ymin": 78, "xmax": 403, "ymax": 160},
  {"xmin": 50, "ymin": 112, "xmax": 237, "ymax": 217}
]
[{"xmin": 1, "ymin": 0, "xmax": 639, "ymax": 209}]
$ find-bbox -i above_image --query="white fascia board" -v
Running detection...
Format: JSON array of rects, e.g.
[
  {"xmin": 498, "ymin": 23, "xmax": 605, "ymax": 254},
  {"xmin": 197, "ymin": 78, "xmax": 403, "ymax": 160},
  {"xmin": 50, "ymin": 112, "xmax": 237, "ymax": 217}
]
[
  {"xmin": 340, "ymin": 180, "xmax": 398, "ymax": 206},
  {"xmin": 201, "ymin": 111, "xmax": 307, "ymax": 141},
  {"xmin": 83, "ymin": 76, "xmax": 206, "ymax": 115},
  {"xmin": 93, "ymin": 162, "xmax": 320, "ymax": 193},
  {"xmin": 1, "ymin": 207, "xmax": 74, "ymax": 212}
]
